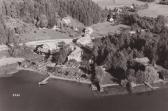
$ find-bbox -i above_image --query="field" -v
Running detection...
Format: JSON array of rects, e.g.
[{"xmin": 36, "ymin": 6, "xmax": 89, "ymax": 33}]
[
  {"xmin": 19, "ymin": 21, "xmax": 129, "ymax": 43},
  {"xmin": 20, "ymin": 28, "xmax": 71, "ymax": 43},
  {"xmin": 138, "ymin": 3, "xmax": 168, "ymax": 17},
  {"xmin": 93, "ymin": 0, "xmax": 144, "ymax": 9},
  {"xmin": 91, "ymin": 22, "xmax": 129, "ymax": 38},
  {"xmin": 93, "ymin": 0, "xmax": 168, "ymax": 17}
]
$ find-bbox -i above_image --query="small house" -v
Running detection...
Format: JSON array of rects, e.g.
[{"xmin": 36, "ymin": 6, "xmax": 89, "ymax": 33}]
[
  {"xmin": 62, "ymin": 16, "xmax": 71, "ymax": 26},
  {"xmin": 133, "ymin": 57, "xmax": 150, "ymax": 66}
]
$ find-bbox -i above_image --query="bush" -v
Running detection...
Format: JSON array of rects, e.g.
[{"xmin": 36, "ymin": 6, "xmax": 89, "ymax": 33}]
[{"xmin": 141, "ymin": 66, "xmax": 159, "ymax": 83}]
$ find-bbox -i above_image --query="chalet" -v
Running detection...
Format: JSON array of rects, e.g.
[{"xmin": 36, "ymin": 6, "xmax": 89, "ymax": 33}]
[
  {"xmin": 133, "ymin": 57, "xmax": 150, "ymax": 66},
  {"xmin": 83, "ymin": 27, "xmax": 94, "ymax": 36},
  {"xmin": 129, "ymin": 30, "xmax": 136, "ymax": 35},
  {"xmin": 68, "ymin": 46, "xmax": 83, "ymax": 62},
  {"xmin": 62, "ymin": 16, "xmax": 71, "ymax": 26}
]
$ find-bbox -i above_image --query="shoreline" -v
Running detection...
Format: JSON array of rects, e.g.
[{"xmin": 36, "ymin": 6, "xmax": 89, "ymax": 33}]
[
  {"xmin": 17, "ymin": 67, "xmax": 92, "ymax": 85},
  {"xmin": 1, "ymin": 67, "xmax": 167, "ymax": 96},
  {"xmin": 17, "ymin": 67, "xmax": 167, "ymax": 89},
  {"xmin": 17, "ymin": 67, "xmax": 121, "ymax": 88},
  {"xmin": 0, "ymin": 57, "xmax": 24, "ymax": 77}
]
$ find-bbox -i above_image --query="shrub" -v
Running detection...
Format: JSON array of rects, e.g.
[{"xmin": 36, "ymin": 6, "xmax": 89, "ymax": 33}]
[
  {"xmin": 142, "ymin": 66, "xmax": 159, "ymax": 83},
  {"xmin": 127, "ymin": 65, "xmax": 159, "ymax": 84}
]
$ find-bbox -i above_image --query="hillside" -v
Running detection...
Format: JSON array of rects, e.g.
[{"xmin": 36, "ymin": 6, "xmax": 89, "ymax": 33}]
[
  {"xmin": 0, "ymin": 0, "xmax": 103, "ymax": 44},
  {"xmin": 0, "ymin": 0, "xmax": 102, "ymax": 26}
]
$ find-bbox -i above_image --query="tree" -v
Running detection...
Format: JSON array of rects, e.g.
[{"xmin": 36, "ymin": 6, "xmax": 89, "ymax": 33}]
[
  {"xmin": 126, "ymin": 68, "xmax": 136, "ymax": 82},
  {"xmin": 106, "ymin": 51, "xmax": 128, "ymax": 81},
  {"xmin": 39, "ymin": 14, "xmax": 48, "ymax": 28},
  {"xmin": 144, "ymin": 39, "xmax": 158, "ymax": 66},
  {"xmin": 157, "ymin": 30, "xmax": 168, "ymax": 68},
  {"xmin": 53, "ymin": 44, "xmax": 72, "ymax": 65}
]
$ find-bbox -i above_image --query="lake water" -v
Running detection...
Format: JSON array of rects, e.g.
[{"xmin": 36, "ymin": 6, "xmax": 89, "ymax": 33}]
[{"xmin": 0, "ymin": 70, "xmax": 168, "ymax": 111}]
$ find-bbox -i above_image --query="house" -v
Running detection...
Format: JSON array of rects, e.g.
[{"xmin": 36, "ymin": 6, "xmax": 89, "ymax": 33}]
[
  {"xmin": 62, "ymin": 16, "xmax": 71, "ymax": 26},
  {"xmin": 165, "ymin": 23, "xmax": 168, "ymax": 27},
  {"xmin": 83, "ymin": 27, "xmax": 94, "ymax": 36},
  {"xmin": 52, "ymin": 25, "xmax": 60, "ymax": 31},
  {"xmin": 68, "ymin": 46, "xmax": 83, "ymax": 62},
  {"xmin": 34, "ymin": 42, "xmax": 63, "ymax": 55},
  {"xmin": 129, "ymin": 30, "xmax": 136, "ymax": 35},
  {"xmin": 114, "ymin": 8, "xmax": 122, "ymax": 14},
  {"xmin": 107, "ymin": 17, "xmax": 114, "ymax": 23},
  {"xmin": 76, "ymin": 35, "xmax": 93, "ymax": 48},
  {"xmin": 133, "ymin": 57, "xmax": 150, "ymax": 66},
  {"xmin": 130, "ymin": 4, "xmax": 135, "ymax": 9}
]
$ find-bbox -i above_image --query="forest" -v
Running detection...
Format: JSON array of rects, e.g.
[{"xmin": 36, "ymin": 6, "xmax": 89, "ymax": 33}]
[
  {"xmin": 0, "ymin": 0, "xmax": 103, "ymax": 44},
  {"xmin": 0, "ymin": 0, "xmax": 102, "ymax": 27}
]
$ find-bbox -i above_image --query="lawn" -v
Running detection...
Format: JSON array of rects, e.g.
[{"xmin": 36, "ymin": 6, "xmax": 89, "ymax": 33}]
[
  {"xmin": 20, "ymin": 28, "xmax": 71, "ymax": 43},
  {"xmin": 91, "ymin": 22, "xmax": 129, "ymax": 38}
]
